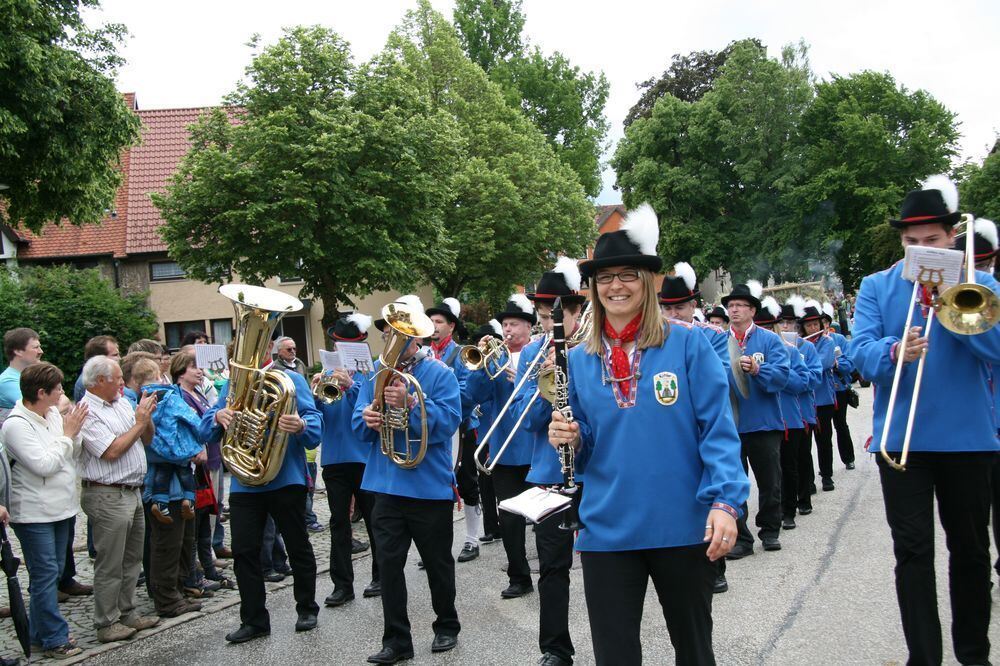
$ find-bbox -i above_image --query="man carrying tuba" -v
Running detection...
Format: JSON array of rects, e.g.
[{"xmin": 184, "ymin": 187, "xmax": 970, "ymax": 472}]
[{"xmin": 354, "ymin": 295, "xmax": 462, "ymax": 664}]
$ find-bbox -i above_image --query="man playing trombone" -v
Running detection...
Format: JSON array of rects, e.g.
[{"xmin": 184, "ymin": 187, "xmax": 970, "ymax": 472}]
[{"xmin": 849, "ymin": 175, "xmax": 1000, "ymax": 666}]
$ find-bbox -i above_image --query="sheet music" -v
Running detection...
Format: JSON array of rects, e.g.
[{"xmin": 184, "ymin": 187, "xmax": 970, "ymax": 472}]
[
  {"xmin": 337, "ymin": 341, "xmax": 375, "ymax": 374},
  {"xmin": 902, "ymin": 245, "xmax": 964, "ymax": 288},
  {"xmin": 194, "ymin": 344, "xmax": 229, "ymax": 373},
  {"xmin": 319, "ymin": 348, "xmax": 344, "ymax": 372},
  {"xmin": 498, "ymin": 486, "xmax": 572, "ymax": 524}
]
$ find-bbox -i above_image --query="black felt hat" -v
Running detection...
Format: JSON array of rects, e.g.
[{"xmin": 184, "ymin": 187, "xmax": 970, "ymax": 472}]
[
  {"xmin": 956, "ymin": 218, "xmax": 999, "ymax": 262},
  {"xmin": 579, "ymin": 203, "xmax": 663, "ymax": 278},
  {"xmin": 707, "ymin": 305, "xmax": 729, "ymax": 323},
  {"xmin": 494, "ymin": 293, "xmax": 536, "ymax": 325},
  {"xmin": 426, "ymin": 298, "xmax": 468, "ymax": 339},
  {"xmin": 753, "ymin": 296, "xmax": 781, "ymax": 326},
  {"xmin": 890, "ymin": 174, "xmax": 961, "ymax": 229},
  {"xmin": 721, "ymin": 281, "xmax": 763, "ymax": 311},
  {"xmin": 799, "ymin": 299, "xmax": 824, "ymax": 323},
  {"xmin": 529, "ymin": 257, "xmax": 586, "ymax": 306},
  {"xmin": 327, "ymin": 313, "xmax": 373, "ymax": 341},
  {"xmin": 469, "ymin": 320, "xmax": 504, "ymax": 344},
  {"xmin": 374, "ymin": 318, "xmax": 386, "ymax": 332},
  {"xmin": 659, "ymin": 262, "xmax": 699, "ymax": 304}
]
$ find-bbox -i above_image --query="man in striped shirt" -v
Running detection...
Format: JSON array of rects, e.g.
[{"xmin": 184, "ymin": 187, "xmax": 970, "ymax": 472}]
[{"xmin": 79, "ymin": 356, "xmax": 161, "ymax": 643}]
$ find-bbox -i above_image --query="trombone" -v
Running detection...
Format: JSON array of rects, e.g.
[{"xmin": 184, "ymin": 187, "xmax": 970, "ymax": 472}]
[{"xmin": 880, "ymin": 214, "xmax": 1000, "ymax": 471}]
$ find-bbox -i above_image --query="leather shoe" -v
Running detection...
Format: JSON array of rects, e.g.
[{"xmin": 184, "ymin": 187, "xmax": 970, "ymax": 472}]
[
  {"xmin": 798, "ymin": 505, "xmax": 813, "ymax": 516},
  {"xmin": 763, "ymin": 538, "xmax": 782, "ymax": 551},
  {"xmin": 538, "ymin": 653, "xmax": 572, "ymax": 666},
  {"xmin": 430, "ymin": 634, "xmax": 458, "ymax": 653},
  {"xmin": 366, "ymin": 646, "xmax": 414, "ymax": 664},
  {"xmin": 822, "ymin": 477, "xmax": 835, "ymax": 491},
  {"xmin": 479, "ymin": 532, "xmax": 501, "ymax": 544},
  {"xmin": 363, "ymin": 580, "xmax": 382, "ymax": 598},
  {"xmin": 60, "ymin": 579, "xmax": 93, "ymax": 596},
  {"xmin": 215, "ymin": 547, "xmax": 234, "ymax": 559},
  {"xmin": 352, "ymin": 538, "xmax": 370, "ymax": 554},
  {"xmin": 295, "ymin": 612, "xmax": 318, "ymax": 632},
  {"xmin": 782, "ymin": 516, "xmax": 796, "ymax": 530},
  {"xmin": 500, "ymin": 582, "xmax": 534, "ymax": 599},
  {"xmin": 725, "ymin": 543, "xmax": 753, "ymax": 560},
  {"xmin": 713, "ymin": 574, "xmax": 729, "ymax": 594},
  {"xmin": 225, "ymin": 624, "xmax": 270, "ymax": 644},
  {"xmin": 263, "ymin": 571, "xmax": 286, "ymax": 583},
  {"xmin": 325, "ymin": 589, "xmax": 355, "ymax": 607},
  {"xmin": 846, "ymin": 461, "xmax": 856, "ymax": 470},
  {"xmin": 457, "ymin": 543, "xmax": 480, "ymax": 563}
]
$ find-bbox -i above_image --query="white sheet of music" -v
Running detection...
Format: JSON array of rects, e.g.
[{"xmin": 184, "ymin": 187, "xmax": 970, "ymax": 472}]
[
  {"xmin": 337, "ymin": 341, "xmax": 375, "ymax": 374},
  {"xmin": 194, "ymin": 344, "xmax": 229, "ymax": 372},
  {"xmin": 319, "ymin": 348, "xmax": 344, "ymax": 372},
  {"xmin": 902, "ymin": 245, "xmax": 964, "ymax": 288},
  {"xmin": 499, "ymin": 486, "xmax": 571, "ymax": 524}
]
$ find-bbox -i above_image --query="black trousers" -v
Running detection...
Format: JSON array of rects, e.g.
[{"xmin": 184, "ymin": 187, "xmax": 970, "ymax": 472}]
[
  {"xmin": 229, "ymin": 485, "xmax": 319, "ymax": 631},
  {"xmin": 877, "ymin": 452, "xmax": 994, "ymax": 666},
  {"xmin": 322, "ymin": 462, "xmax": 378, "ymax": 593},
  {"xmin": 814, "ymin": 404, "xmax": 836, "ymax": 479},
  {"xmin": 736, "ymin": 430, "xmax": 782, "ymax": 546},
  {"xmin": 478, "ymin": 444, "xmax": 500, "ymax": 537},
  {"xmin": 832, "ymin": 392, "xmax": 856, "ymax": 464},
  {"xmin": 372, "ymin": 494, "xmax": 459, "ymax": 652},
  {"xmin": 534, "ymin": 510, "xmax": 575, "ymax": 661},
  {"xmin": 454, "ymin": 426, "xmax": 480, "ymax": 507},
  {"xmin": 798, "ymin": 424, "xmax": 816, "ymax": 509},
  {"xmin": 581, "ymin": 544, "xmax": 716, "ymax": 666},
  {"xmin": 992, "ymin": 456, "xmax": 1000, "ymax": 576},
  {"xmin": 492, "ymin": 464, "xmax": 532, "ymax": 586},
  {"xmin": 781, "ymin": 429, "xmax": 806, "ymax": 519}
]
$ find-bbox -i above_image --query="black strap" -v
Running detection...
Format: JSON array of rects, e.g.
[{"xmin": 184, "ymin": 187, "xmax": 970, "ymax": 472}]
[{"xmin": 444, "ymin": 345, "xmax": 461, "ymax": 368}]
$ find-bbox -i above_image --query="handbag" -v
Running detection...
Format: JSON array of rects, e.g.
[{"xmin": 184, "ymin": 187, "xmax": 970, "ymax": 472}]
[
  {"xmin": 194, "ymin": 464, "xmax": 218, "ymax": 514},
  {"xmin": 845, "ymin": 387, "xmax": 860, "ymax": 409}
]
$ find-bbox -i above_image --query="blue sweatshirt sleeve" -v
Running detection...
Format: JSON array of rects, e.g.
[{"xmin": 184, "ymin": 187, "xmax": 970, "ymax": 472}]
[
  {"xmin": 848, "ymin": 273, "xmax": 900, "ymax": 385},
  {"xmin": 351, "ymin": 371, "xmax": 379, "ymax": 443},
  {"xmin": 198, "ymin": 382, "xmax": 228, "ymax": 444},
  {"xmin": 783, "ymin": 344, "xmax": 809, "ymax": 394},
  {"xmin": 288, "ymin": 372, "xmax": 322, "ymax": 450},
  {"xmin": 408, "ymin": 361, "xmax": 462, "ymax": 445},
  {"xmin": 511, "ymin": 341, "xmax": 553, "ymax": 434},
  {"xmin": 753, "ymin": 334, "xmax": 790, "ymax": 393},
  {"xmin": 464, "ymin": 367, "xmax": 495, "ymax": 406},
  {"xmin": 801, "ymin": 343, "xmax": 824, "ymax": 389}
]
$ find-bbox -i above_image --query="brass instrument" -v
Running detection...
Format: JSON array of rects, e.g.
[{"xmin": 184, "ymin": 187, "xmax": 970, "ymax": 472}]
[
  {"xmin": 219, "ymin": 284, "xmax": 303, "ymax": 486},
  {"xmin": 312, "ymin": 373, "xmax": 343, "ymax": 404},
  {"xmin": 372, "ymin": 299, "xmax": 435, "ymax": 469},
  {"xmin": 460, "ymin": 336, "xmax": 510, "ymax": 379},
  {"xmin": 879, "ymin": 214, "xmax": 1000, "ymax": 471}
]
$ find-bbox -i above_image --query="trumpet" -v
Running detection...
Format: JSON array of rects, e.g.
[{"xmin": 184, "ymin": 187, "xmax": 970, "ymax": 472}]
[
  {"xmin": 460, "ymin": 336, "xmax": 511, "ymax": 379},
  {"xmin": 312, "ymin": 373, "xmax": 343, "ymax": 404}
]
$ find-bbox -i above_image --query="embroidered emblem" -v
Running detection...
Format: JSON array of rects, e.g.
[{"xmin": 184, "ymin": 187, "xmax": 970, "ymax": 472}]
[
  {"xmin": 653, "ymin": 372, "xmax": 679, "ymax": 406},
  {"xmin": 752, "ymin": 352, "xmax": 765, "ymax": 366}
]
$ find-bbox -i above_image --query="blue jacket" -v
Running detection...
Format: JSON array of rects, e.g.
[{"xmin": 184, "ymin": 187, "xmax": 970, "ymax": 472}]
[
  {"xmin": 848, "ymin": 261, "xmax": 1000, "ymax": 453},
  {"xmin": 466, "ymin": 345, "xmax": 543, "ymax": 467},
  {"xmin": 353, "ymin": 354, "xmax": 461, "ymax": 500},
  {"xmin": 319, "ymin": 371, "xmax": 374, "ymax": 466},
  {"xmin": 145, "ymin": 384, "xmax": 204, "ymax": 463},
  {"xmin": 570, "ymin": 322, "xmax": 749, "ymax": 551},
  {"xmin": 730, "ymin": 324, "xmax": 790, "ymax": 434},
  {"xmin": 433, "ymin": 338, "xmax": 476, "ymax": 426},
  {"xmin": 510, "ymin": 336, "xmax": 562, "ymax": 486},
  {"xmin": 796, "ymin": 338, "xmax": 822, "ymax": 425},
  {"xmin": 694, "ymin": 321, "xmax": 731, "ymax": 372},
  {"xmin": 830, "ymin": 331, "xmax": 855, "ymax": 392},
  {"xmin": 199, "ymin": 369, "xmax": 323, "ymax": 493},
  {"xmin": 809, "ymin": 334, "xmax": 837, "ymax": 407},
  {"xmin": 778, "ymin": 340, "xmax": 808, "ymax": 430}
]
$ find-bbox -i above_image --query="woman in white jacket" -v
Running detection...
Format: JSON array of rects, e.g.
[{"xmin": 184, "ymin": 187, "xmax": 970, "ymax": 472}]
[{"xmin": 0, "ymin": 362, "xmax": 88, "ymax": 659}]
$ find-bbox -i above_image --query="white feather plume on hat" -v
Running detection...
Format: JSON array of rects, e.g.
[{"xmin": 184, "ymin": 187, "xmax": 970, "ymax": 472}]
[
  {"xmin": 976, "ymin": 218, "xmax": 999, "ymax": 250},
  {"xmin": 621, "ymin": 203, "xmax": 660, "ymax": 256},
  {"xmin": 489, "ymin": 319, "xmax": 502, "ymax": 336},
  {"xmin": 396, "ymin": 294, "xmax": 424, "ymax": 310},
  {"xmin": 693, "ymin": 307, "xmax": 705, "ymax": 322},
  {"xmin": 786, "ymin": 295, "xmax": 806, "ymax": 319},
  {"xmin": 760, "ymin": 296, "xmax": 780, "ymax": 319},
  {"xmin": 346, "ymin": 312, "xmax": 373, "ymax": 333},
  {"xmin": 747, "ymin": 280, "xmax": 763, "ymax": 300},
  {"xmin": 921, "ymin": 174, "xmax": 959, "ymax": 214},
  {"xmin": 553, "ymin": 256, "xmax": 582, "ymax": 292},
  {"xmin": 443, "ymin": 297, "xmax": 461, "ymax": 319},
  {"xmin": 821, "ymin": 302, "xmax": 835, "ymax": 319},
  {"xmin": 510, "ymin": 293, "xmax": 534, "ymax": 315},
  {"xmin": 804, "ymin": 298, "xmax": 822, "ymax": 314},
  {"xmin": 673, "ymin": 262, "xmax": 696, "ymax": 291}
]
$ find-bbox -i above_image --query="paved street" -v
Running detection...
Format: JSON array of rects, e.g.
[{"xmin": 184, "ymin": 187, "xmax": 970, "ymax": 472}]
[{"xmin": 3, "ymin": 384, "xmax": 999, "ymax": 664}]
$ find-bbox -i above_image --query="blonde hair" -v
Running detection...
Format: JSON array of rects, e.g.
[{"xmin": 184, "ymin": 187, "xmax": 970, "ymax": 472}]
[
  {"xmin": 131, "ymin": 358, "xmax": 161, "ymax": 388},
  {"xmin": 585, "ymin": 269, "xmax": 666, "ymax": 355}
]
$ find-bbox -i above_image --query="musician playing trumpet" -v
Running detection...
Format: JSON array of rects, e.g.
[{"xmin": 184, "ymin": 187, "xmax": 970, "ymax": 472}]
[{"xmin": 548, "ymin": 204, "xmax": 749, "ymax": 666}]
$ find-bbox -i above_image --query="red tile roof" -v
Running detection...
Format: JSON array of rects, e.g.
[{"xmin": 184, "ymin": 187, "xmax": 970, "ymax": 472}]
[{"xmin": 595, "ymin": 204, "xmax": 626, "ymax": 231}]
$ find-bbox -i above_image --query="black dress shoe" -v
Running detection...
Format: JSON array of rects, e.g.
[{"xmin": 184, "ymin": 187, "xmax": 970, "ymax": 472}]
[
  {"xmin": 501, "ymin": 582, "xmax": 534, "ymax": 599},
  {"xmin": 725, "ymin": 543, "xmax": 753, "ymax": 560},
  {"xmin": 538, "ymin": 653, "xmax": 572, "ymax": 666},
  {"xmin": 762, "ymin": 538, "xmax": 782, "ymax": 551},
  {"xmin": 225, "ymin": 624, "xmax": 270, "ymax": 643},
  {"xmin": 713, "ymin": 574, "xmax": 729, "ymax": 594},
  {"xmin": 846, "ymin": 461, "xmax": 856, "ymax": 470},
  {"xmin": 363, "ymin": 580, "xmax": 382, "ymax": 598},
  {"xmin": 430, "ymin": 633, "xmax": 458, "ymax": 653},
  {"xmin": 479, "ymin": 532, "xmax": 501, "ymax": 544},
  {"xmin": 352, "ymin": 538, "xmax": 370, "ymax": 554},
  {"xmin": 366, "ymin": 646, "xmax": 414, "ymax": 664},
  {"xmin": 325, "ymin": 589, "xmax": 355, "ymax": 607},
  {"xmin": 809, "ymin": 483, "xmax": 817, "ymax": 495},
  {"xmin": 782, "ymin": 516, "xmax": 796, "ymax": 530},
  {"xmin": 822, "ymin": 477, "xmax": 835, "ymax": 491},
  {"xmin": 263, "ymin": 571, "xmax": 286, "ymax": 583},
  {"xmin": 797, "ymin": 504, "xmax": 813, "ymax": 516},
  {"xmin": 295, "ymin": 612, "xmax": 318, "ymax": 632},
  {"xmin": 457, "ymin": 543, "xmax": 480, "ymax": 563}
]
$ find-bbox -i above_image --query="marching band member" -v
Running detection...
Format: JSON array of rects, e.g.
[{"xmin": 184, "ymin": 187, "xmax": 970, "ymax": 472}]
[
  {"xmin": 707, "ymin": 306, "xmax": 730, "ymax": 330},
  {"xmin": 317, "ymin": 313, "xmax": 381, "ymax": 608},
  {"xmin": 548, "ymin": 204, "xmax": 749, "ymax": 665},
  {"xmin": 510, "ymin": 257, "xmax": 586, "ymax": 666},
  {"xmin": 823, "ymin": 302, "xmax": 857, "ymax": 470},
  {"xmin": 199, "ymin": 341, "xmax": 323, "ymax": 644},
  {"xmin": 425, "ymin": 298, "xmax": 483, "ymax": 563},
  {"xmin": 849, "ymin": 176, "xmax": 1000, "ymax": 666},
  {"xmin": 466, "ymin": 295, "xmax": 538, "ymax": 599},
  {"xmin": 800, "ymin": 300, "xmax": 838, "ymax": 491},
  {"xmin": 354, "ymin": 295, "xmax": 462, "ymax": 663},
  {"xmin": 468, "ymin": 320, "xmax": 504, "ymax": 545},
  {"xmin": 723, "ymin": 281, "xmax": 790, "ymax": 559}
]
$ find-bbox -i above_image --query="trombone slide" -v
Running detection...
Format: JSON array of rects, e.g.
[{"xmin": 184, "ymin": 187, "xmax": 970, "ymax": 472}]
[{"xmin": 879, "ymin": 280, "xmax": 923, "ymax": 471}]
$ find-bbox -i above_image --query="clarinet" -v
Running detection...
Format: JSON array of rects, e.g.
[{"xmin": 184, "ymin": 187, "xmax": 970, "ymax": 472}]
[{"xmin": 552, "ymin": 298, "xmax": 580, "ymax": 531}]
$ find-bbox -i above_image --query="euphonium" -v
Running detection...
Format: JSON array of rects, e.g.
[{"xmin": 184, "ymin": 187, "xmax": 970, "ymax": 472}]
[
  {"xmin": 219, "ymin": 284, "xmax": 303, "ymax": 486},
  {"xmin": 372, "ymin": 299, "xmax": 436, "ymax": 469},
  {"xmin": 312, "ymin": 374, "xmax": 343, "ymax": 404}
]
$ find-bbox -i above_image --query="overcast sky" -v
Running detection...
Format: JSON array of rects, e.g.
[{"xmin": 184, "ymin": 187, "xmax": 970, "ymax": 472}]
[{"xmin": 88, "ymin": 0, "xmax": 1000, "ymax": 204}]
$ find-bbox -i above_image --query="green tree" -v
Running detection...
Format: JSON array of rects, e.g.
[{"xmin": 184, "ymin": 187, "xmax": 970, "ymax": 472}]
[
  {"xmin": 153, "ymin": 26, "xmax": 462, "ymax": 334},
  {"xmin": 0, "ymin": 0, "xmax": 141, "ymax": 231},
  {"xmin": 391, "ymin": 2, "xmax": 594, "ymax": 303},
  {"xmin": 452, "ymin": 0, "xmax": 524, "ymax": 73},
  {"xmin": 0, "ymin": 266, "xmax": 157, "ymax": 387},
  {"xmin": 959, "ymin": 141, "xmax": 1000, "ymax": 221},
  {"xmin": 789, "ymin": 71, "xmax": 959, "ymax": 289}
]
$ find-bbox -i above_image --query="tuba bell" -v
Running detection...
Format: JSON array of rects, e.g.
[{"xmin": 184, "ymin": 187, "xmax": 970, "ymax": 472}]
[{"xmin": 219, "ymin": 284, "xmax": 303, "ymax": 486}]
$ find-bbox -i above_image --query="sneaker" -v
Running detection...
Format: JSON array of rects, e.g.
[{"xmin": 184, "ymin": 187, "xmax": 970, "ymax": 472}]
[
  {"xmin": 97, "ymin": 621, "xmax": 137, "ymax": 643},
  {"xmin": 43, "ymin": 643, "xmax": 83, "ymax": 659},
  {"xmin": 457, "ymin": 543, "xmax": 480, "ymax": 563},
  {"xmin": 201, "ymin": 579, "xmax": 222, "ymax": 592},
  {"xmin": 846, "ymin": 461, "xmax": 856, "ymax": 470},
  {"xmin": 151, "ymin": 503, "xmax": 173, "ymax": 525},
  {"xmin": 121, "ymin": 615, "xmax": 160, "ymax": 631},
  {"xmin": 263, "ymin": 571, "xmax": 286, "ymax": 583}
]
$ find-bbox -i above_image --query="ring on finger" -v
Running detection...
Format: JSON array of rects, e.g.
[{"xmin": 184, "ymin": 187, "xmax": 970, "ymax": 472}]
[
  {"xmin": 721, "ymin": 536, "xmax": 730, "ymax": 543},
  {"xmin": 704, "ymin": 525, "xmax": 713, "ymax": 530}
]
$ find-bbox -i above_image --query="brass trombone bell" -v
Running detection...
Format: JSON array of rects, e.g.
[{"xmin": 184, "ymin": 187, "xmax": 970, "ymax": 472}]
[{"xmin": 936, "ymin": 283, "xmax": 1000, "ymax": 335}]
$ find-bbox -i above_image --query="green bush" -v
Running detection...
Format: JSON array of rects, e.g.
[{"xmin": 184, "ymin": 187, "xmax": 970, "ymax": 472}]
[{"xmin": 1, "ymin": 266, "xmax": 158, "ymax": 388}]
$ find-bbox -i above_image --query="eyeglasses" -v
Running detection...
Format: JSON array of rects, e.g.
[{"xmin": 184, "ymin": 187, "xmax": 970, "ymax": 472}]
[{"xmin": 595, "ymin": 269, "xmax": 640, "ymax": 285}]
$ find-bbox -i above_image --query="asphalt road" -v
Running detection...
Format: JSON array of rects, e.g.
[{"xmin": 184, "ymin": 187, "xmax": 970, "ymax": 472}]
[{"xmin": 88, "ymin": 385, "xmax": 999, "ymax": 665}]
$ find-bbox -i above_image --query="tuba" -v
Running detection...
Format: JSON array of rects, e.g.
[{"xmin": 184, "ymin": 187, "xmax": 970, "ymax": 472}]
[
  {"xmin": 219, "ymin": 284, "xmax": 303, "ymax": 486},
  {"xmin": 372, "ymin": 299, "xmax": 435, "ymax": 469}
]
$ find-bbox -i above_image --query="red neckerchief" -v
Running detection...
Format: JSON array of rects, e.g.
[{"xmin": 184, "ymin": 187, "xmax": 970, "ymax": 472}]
[
  {"xmin": 731, "ymin": 322, "xmax": 755, "ymax": 352},
  {"xmin": 602, "ymin": 313, "xmax": 643, "ymax": 396},
  {"xmin": 430, "ymin": 335, "xmax": 452, "ymax": 360}
]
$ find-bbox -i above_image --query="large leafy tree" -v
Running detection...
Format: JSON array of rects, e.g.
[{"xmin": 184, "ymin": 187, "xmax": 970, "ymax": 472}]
[
  {"xmin": 391, "ymin": 3, "xmax": 594, "ymax": 303},
  {"xmin": 153, "ymin": 26, "xmax": 462, "ymax": 332},
  {"xmin": 959, "ymin": 140, "xmax": 1000, "ymax": 222},
  {"xmin": 453, "ymin": 0, "xmax": 609, "ymax": 197},
  {"xmin": 789, "ymin": 71, "xmax": 959, "ymax": 289},
  {"xmin": 0, "ymin": 0, "xmax": 141, "ymax": 231}
]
